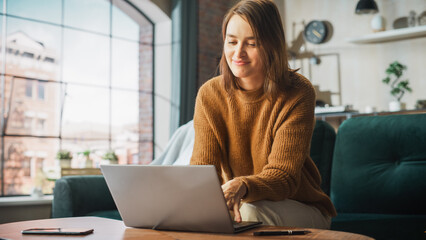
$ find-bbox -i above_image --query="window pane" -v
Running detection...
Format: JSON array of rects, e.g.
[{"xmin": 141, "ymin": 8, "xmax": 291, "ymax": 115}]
[
  {"xmin": 5, "ymin": 78, "xmax": 60, "ymax": 137},
  {"xmin": 3, "ymin": 137, "xmax": 58, "ymax": 195},
  {"xmin": 111, "ymin": 89, "xmax": 139, "ymax": 138},
  {"xmin": 112, "ymin": 4, "xmax": 139, "ymax": 41},
  {"xmin": 38, "ymin": 81, "xmax": 45, "ymax": 100},
  {"xmin": 61, "ymin": 139, "xmax": 109, "ymax": 168},
  {"xmin": 111, "ymin": 140, "xmax": 142, "ymax": 164},
  {"xmin": 64, "ymin": 0, "xmax": 110, "ymax": 35},
  {"xmin": 61, "ymin": 85, "xmax": 109, "ymax": 139},
  {"xmin": 63, "ymin": 29, "xmax": 110, "ymax": 87},
  {"xmin": 111, "ymin": 39, "xmax": 139, "ymax": 89},
  {"xmin": 6, "ymin": 0, "xmax": 62, "ymax": 24},
  {"xmin": 25, "ymin": 80, "xmax": 32, "ymax": 97},
  {"xmin": 6, "ymin": 17, "xmax": 61, "ymax": 80},
  {"xmin": 112, "ymin": 0, "xmax": 152, "ymax": 45}
]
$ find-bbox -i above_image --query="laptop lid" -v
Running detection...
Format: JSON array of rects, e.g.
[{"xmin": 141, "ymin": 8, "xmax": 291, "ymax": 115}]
[{"xmin": 101, "ymin": 165, "xmax": 259, "ymax": 233}]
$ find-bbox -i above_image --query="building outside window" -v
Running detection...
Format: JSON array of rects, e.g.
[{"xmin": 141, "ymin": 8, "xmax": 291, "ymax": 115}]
[
  {"xmin": 37, "ymin": 81, "xmax": 45, "ymax": 100},
  {"xmin": 23, "ymin": 116, "xmax": 31, "ymax": 129},
  {"xmin": 24, "ymin": 80, "xmax": 32, "ymax": 98},
  {"xmin": 22, "ymin": 51, "xmax": 33, "ymax": 59},
  {"xmin": 36, "ymin": 118, "xmax": 45, "ymax": 130},
  {"xmin": 0, "ymin": 0, "xmax": 154, "ymax": 196}
]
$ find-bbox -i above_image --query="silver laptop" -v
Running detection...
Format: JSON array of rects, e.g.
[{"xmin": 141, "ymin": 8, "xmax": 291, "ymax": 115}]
[{"xmin": 100, "ymin": 165, "xmax": 261, "ymax": 233}]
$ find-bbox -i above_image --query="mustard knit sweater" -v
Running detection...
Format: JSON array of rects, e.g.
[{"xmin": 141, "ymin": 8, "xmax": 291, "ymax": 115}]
[{"xmin": 190, "ymin": 72, "xmax": 337, "ymax": 217}]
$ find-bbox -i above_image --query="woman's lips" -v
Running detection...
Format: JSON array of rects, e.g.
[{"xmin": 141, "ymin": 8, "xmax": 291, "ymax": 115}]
[{"xmin": 232, "ymin": 60, "xmax": 249, "ymax": 66}]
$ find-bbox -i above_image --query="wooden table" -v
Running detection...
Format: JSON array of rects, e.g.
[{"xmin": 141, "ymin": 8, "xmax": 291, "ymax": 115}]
[{"xmin": 0, "ymin": 216, "xmax": 373, "ymax": 240}]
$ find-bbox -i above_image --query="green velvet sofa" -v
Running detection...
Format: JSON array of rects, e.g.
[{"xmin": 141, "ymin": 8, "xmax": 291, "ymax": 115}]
[
  {"xmin": 52, "ymin": 175, "xmax": 121, "ymax": 220},
  {"xmin": 329, "ymin": 114, "xmax": 426, "ymax": 240},
  {"xmin": 52, "ymin": 114, "xmax": 426, "ymax": 240}
]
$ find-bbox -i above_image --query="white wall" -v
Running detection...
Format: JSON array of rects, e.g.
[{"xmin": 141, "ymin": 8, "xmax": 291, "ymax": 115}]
[{"xmin": 278, "ymin": 0, "xmax": 426, "ymax": 112}]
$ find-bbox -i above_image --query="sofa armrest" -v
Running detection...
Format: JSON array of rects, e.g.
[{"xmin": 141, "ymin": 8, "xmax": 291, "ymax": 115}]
[{"xmin": 52, "ymin": 175, "xmax": 117, "ymax": 218}]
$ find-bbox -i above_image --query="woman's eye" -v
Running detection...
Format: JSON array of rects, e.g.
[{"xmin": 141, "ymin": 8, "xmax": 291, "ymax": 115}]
[
  {"xmin": 228, "ymin": 41, "xmax": 237, "ymax": 45},
  {"xmin": 248, "ymin": 43, "xmax": 256, "ymax": 47}
]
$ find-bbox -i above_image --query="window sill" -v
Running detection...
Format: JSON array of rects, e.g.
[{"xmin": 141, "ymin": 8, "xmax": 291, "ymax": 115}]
[{"xmin": 0, "ymin": 195, "xmax": 53, "ymax": 207}]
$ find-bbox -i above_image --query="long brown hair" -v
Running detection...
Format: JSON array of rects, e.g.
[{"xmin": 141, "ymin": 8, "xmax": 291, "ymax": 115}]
[{"xmin": 220, "ymin": 0, "xmax": 292, "ymax": 99}]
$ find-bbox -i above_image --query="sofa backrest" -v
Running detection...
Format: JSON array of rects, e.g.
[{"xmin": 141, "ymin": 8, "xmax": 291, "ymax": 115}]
[
  {"xmin": 52, "ymin": 175, "xmax": 116, "ymax": 218},
  {"xmin": 310, "ymin": 120, "xmax": 336, "ymax": 196},
  {"xmin": 331, "ymin": 114, "xmax": 426, "ymax": 214}
]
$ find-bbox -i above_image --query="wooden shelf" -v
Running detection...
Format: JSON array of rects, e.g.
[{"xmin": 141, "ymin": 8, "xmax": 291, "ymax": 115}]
[
  {"xmin": 61, "ymin": 168, "xmax": 102, "ymax": 177},
  {"xmin": 316, "ymin": 109, "xmax": 426, "ymax": 131},
  {"xmin": 346, "ymin": 25, "xmax": 426, "ymax": 44}
]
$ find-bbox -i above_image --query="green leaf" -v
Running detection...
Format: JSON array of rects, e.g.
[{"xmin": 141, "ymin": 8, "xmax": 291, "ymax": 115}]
[
  {"xmin": 382, "ymin": 77, "xmax": 390, "ymax": 84},
  {"xmin": 83, "ymin": 150, "xmax": 91, "ymax": 156},
  {"xmin": 57, "ymin": 150, "xmax": 72, "ymax": 160},
  {"xmin": 397, "ymin": 81, "xmax": 407, "ymax": 88},
  {"xmin": 391, "ymin": 88, "xmax": 401, "ymax": 95},
  {"xmin": 103, "ymin": 151, "xmax": 118, "ymax": 161},
  {"xmin": 385, "ymin": 68, "xmax": 394, "ymax": 75}
]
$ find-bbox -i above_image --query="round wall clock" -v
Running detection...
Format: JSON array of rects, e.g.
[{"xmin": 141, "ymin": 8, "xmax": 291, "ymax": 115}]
[{"xmin": 304, "ymin": 20, "xmax": 328, "ymax": 44}]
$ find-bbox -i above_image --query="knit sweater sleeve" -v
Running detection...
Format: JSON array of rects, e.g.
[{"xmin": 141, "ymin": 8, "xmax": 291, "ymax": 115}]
[
  {"xmin": 190, "ymin": 81, "xmax": 225, "ymax": 182},
  {"xmin": 236, "ymin": 85, "xmax": 316, "ymax": 202}
]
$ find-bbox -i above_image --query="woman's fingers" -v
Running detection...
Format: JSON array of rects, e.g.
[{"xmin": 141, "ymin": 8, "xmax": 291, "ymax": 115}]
[
  {"xmin": 226, "ymin": 198, "xmax": 234, "ymax": 209},
  {"xmin": 233, "ymin": 201, "xmax": 242, "ymax": 222},
  {"xmin": 226, "ymin": 196, "xmax": 242, "ymax": 222},
  {"xmin": 222, "ymin": 179, "xmax": 248, "ymax": 222}
]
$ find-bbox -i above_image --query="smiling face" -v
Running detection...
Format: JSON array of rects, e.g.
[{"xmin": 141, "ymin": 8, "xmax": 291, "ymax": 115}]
[{"xmin": 224, "ymin": 14, "xmax": 264, "ymax": 91}]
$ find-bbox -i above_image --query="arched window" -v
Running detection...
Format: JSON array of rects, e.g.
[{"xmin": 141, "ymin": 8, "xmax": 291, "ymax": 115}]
[{"xmin": 0, "ymin": 0, "xmax": 172, "ymax": 196}]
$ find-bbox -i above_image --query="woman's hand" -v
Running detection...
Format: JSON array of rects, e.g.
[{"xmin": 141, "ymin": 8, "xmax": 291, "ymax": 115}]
[{"xmin": 221, "ymin": 179, "xmax": 247, "ymax": 223}]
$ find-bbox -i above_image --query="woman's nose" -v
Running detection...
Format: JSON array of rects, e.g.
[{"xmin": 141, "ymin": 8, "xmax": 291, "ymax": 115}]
[{"xmin": 234, "ymin": 44, "xmax": 246, "ymax": 58}]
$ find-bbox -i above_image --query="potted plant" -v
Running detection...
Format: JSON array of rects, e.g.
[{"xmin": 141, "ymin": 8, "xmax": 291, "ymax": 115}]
[
  {"xmin": 102, "ymin": 150, "xmax": 118, "ymax": 165},
  {"xmin": 382, "ymin": 61, "xmax": 412, "ymax": 111},
  {"xmin": 81, "ymin": 150, "xmax": 93, "ymax": 168},
  {"xmin": 56, "ymin": 150, "xmax": 72, "ymax": 168}
]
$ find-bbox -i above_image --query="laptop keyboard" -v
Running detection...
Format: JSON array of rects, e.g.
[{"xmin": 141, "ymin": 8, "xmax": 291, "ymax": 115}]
[{"xmin": 233, "ymin": 221, "xmax": 259, "ymax": 229}]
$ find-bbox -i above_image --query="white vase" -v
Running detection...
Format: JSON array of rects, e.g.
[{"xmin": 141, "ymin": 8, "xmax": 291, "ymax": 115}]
[
  {"xmin": 59, "ymin": 159, "xmax": 71, "ymax": 168},
  {"xmin": 389, "ymin": 101, "xmax": 406, "ymax": 112},
  {"xmin": 371, "ymin": 15, "xmax": 385, "ymax": 32},
  {"xmin": 85, "ymin": 159, "xmax": 93, "ymax": 168},
  {"xmin": 364, "ymin": 106, "xmax": 377, "ymax": 113},
  {"xmin": 31, "ymin": 187, "xmax": 44, "ymax": 198}
]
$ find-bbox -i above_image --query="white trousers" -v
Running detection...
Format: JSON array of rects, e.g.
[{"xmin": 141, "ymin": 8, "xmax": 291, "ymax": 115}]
[{"xmin": 240, "ymin": 199, "xmax": 331, "ymax": 229}]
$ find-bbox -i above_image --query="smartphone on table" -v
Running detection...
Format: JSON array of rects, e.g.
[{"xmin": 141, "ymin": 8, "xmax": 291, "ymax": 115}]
[{"xmin": 22, "ymin": 228, "xmax": 94, "ymax": 235}]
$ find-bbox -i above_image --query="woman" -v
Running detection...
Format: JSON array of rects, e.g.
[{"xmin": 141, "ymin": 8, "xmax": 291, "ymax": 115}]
[{"xmin": 190, "ymin": 0, "xmax": 336, "ymax": 229}]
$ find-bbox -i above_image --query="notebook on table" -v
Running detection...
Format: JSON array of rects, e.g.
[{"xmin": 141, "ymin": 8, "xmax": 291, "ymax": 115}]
[{"xmin": 100, "ymin": 165, "xmax": 262, "ymax": 234}]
